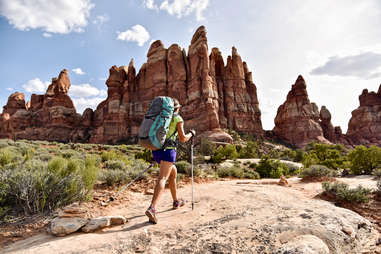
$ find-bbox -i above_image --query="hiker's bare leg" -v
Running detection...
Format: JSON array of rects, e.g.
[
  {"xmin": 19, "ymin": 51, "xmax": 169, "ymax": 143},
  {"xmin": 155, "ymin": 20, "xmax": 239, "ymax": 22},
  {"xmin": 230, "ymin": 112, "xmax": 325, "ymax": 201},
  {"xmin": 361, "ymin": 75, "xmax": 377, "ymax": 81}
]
[
  {"xmin": 168, "ymin": 165, "xmax": 178, "ymax": 202},
  {"xmin": 151, "ymin": 161, "xmax": 173, "ymax": 208}
]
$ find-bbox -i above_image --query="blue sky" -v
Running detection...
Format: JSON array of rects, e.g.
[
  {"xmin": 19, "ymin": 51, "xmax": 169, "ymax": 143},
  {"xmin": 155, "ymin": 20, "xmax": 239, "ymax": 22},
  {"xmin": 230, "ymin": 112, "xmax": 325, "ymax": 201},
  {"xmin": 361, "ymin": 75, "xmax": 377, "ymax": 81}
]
[{"xmin": 1, "ymin": 0, "xmax": 381, "ymax": 132}]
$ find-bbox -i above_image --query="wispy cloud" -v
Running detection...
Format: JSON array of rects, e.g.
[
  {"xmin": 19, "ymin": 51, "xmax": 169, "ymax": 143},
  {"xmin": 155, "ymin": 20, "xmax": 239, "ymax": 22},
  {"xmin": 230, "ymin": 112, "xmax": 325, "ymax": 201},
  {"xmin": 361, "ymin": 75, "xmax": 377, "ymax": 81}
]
[
  {"xmin": 42, "ymin": 32, "xmax": 52, "ymax": 38},
  {"xmin": 69, "ymin": 83, "xmax": 106, "ymax": 98},
  {"xmin": 310, "ymin": 52, "xmax": 381, "ymax": 79},
  {"xmin": 22, "ymin": 78, "xmax": 49, "ymax": 93},
  {"xmin": 93, "ymin": 14, "xmax": 109, "ymax": 25},
  {"xmin": 142, "ymin": 0, "xmax": 209, "ymax": 21},
  {"xmin": 72, "ymin": 68, "xmax": 86, "ymax": 75},
  {"xmin": 0, "ymin": 0, "xmax": 94, "ymax": 34},
  {"xmin": 72, "ymin": 97, "xmax": 106, "ymax": 114},
  {"xmin": 117, "ymin": 24, "xmax": 150, "ymax": 47}
]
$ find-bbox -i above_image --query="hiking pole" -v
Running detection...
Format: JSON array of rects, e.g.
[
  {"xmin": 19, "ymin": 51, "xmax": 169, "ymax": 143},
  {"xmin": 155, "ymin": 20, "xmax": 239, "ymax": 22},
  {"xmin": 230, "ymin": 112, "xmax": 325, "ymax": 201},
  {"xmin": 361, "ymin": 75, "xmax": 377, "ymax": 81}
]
[
  {"xmin": 191, "ymin": 136, "xmax": 194, "ymax": 210},
  {"xmin": 107, "ymin": 162, "xmax": 155, "ymax": 203}
]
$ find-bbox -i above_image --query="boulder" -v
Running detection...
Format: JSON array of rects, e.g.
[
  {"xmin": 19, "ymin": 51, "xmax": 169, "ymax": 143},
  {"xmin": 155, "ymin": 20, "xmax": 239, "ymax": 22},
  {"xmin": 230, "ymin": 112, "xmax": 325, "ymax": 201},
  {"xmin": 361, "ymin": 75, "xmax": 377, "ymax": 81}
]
[
  {"xmin": 81, "ymin": 217, "xmax": 111, "ymax": 233},
  {"xmin": 50, "ymin": 217, "xmax": 88, "ymax": 236},
  {"xmin": 277, "ymin": 234, "xmax": 329, "ymax": 254}
]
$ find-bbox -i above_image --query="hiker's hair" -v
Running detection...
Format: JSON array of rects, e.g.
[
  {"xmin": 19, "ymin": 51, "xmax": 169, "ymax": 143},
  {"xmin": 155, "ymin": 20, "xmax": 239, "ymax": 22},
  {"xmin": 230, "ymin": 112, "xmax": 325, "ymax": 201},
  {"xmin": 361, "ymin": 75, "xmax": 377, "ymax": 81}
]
[{"xmin": 173, "ymin": 98, "xmax": 180, "ymax": 105}]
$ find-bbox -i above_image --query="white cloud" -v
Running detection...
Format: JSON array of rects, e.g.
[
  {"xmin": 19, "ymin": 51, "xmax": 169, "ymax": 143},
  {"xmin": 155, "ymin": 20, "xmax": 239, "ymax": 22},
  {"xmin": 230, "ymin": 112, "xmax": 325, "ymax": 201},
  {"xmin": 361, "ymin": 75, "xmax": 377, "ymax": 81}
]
[
  {"xmin": 7, "ymin": 88, "xmax": 14, "ymax": 91},
  {"xmin": 158, "ymin": 0, "xmax": 209, "ymax": 21},
  {"xmin": 72, "ymin": 68, "xmax": 86, "ymax": 75},
  {"xmin": 22, "ymin": 78, "xmax": 49, "ymax": 93},
  {"xmin": 72, "ymin": 97, "xmax": 106, "ymax": 114},
  {"xmin": 69, "ymin": 83, "xmax": 106, "ymax": 98},
  {"xmin": 143, "ymin": 0, "xmax": 158, "ymax": 10},
  {"xmin": 42, "ymin": 32, "xmax": 52, "ymax": 38},
  {"xmin": 117, "ymin": 25, "xmax": 150, "ymax": 47},
  {"xmin": 0, "ymin": 0, "xmax": 94, "ymax": 34},
  {"xmin": 93, "ymin": 15, "xmax": 109, "ymax": 25}
]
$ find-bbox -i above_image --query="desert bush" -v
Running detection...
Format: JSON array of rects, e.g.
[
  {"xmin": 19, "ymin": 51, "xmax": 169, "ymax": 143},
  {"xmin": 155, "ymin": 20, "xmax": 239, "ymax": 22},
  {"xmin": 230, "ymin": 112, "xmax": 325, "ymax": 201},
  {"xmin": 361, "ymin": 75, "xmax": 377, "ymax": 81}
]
[
  {"xmin": 300, "ymin": 165, "xmax": 337, "ymax": 179},
  {"xmin": 373, "ymin": 168, "xmax": 381, "ymax": 178},
  {"xmin": 255, "ymin": 156, "xmax": 288, "ymax": 178},
  {"xmin": 101, "ymin": 150, "xmax": 120, "ymax": 162},
  {"xmin": 98, "ymin": 169, "xmax": 129, "ymax": 186},
  {"xmin": 61, "ymin": 149, "xmax": 81, "ymax": 159},
  {"xmin": 322, "ymin": 182, "xmax": 371, "ymax": 203},
  {"xmin": 217, "ymin": 166, "xmax": 244, "ymax": 179},
  {"xmin": 238, "ymin": 141, "xmax": 259, "ymax": 158},
  {"xmin": 134, "ymin": 149, "xmax": 154, "ymax": 163},
  {"xmin": 211, "ymin": 144, "xmax": 239, "ymax": 163},
  {"xmin": 0, "ymin": 157, "xmax": 97, "ymax": 215},
  {"xmin": 282, "ymin": 162, "xmax": 301, "ymax": 176},
  {"xmin": 105, "ymin": 160, "xmax": 126, "ymax": 170},
  {"xmin": 347, "ymin": 146, "xmax": 381, "ymax": 175},
  {"xmin": 175, "ymin": 161, "xmax": 191, "ymax": 174},
  {"xmin": 302, "ymin": 143, "xmax": 346, "ymax": 169},
  {"xmin": 0, "ymin": 149, "xmax": 14, "ymax": 167},
  {"xmin": 249, "ymin": 162, "xmax": 257, "ymax": 169},
  {"xmin": 243, "ymin": 168, "xmax": 260, "ymax": 179},
  {"xmin": 200, "ymin": 139, "xmax": 216, "ymax": 156}
]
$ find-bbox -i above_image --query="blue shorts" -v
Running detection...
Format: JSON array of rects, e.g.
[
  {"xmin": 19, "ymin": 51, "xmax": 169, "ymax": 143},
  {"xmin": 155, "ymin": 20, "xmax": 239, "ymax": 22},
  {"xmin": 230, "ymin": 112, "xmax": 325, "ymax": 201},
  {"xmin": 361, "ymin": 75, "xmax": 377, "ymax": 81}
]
[{"xmin": 152, "ymin": 149, "xmax": 177, "ymax": 164}]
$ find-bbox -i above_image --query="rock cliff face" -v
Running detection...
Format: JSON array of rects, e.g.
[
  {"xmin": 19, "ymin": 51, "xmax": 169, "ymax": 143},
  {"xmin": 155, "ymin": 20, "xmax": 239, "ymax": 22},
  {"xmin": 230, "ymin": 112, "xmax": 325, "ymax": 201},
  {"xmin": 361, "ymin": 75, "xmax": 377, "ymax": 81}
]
[
  {"xmin": 88, "ymin": 26, "xmax": 262, "ymax": 143},
  {"xmin": 347, "ymin": 85, "xmax": 381, "ymax": 146},
  {"xmin": 272, "ymin": 75, "xmax": 337, "ymax": 148},
  {"xmin": 0, "ymin": 26, "xmax": 263, "ymax": 144}
]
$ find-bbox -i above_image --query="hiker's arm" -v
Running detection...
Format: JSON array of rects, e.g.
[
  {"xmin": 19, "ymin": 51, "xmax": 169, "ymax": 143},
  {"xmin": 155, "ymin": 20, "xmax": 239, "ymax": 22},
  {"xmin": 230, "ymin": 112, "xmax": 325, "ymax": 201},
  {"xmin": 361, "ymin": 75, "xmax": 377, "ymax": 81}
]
[{"xmin": 177, "ymin": 122, "xmax": 193, "ymax": 143}]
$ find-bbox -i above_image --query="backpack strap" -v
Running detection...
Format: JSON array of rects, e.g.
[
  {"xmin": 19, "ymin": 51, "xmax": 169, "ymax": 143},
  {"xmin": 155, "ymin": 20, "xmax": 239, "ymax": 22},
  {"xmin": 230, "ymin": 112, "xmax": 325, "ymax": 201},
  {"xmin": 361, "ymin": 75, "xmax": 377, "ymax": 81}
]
[{"xmin": 163, "ymin": 129, "xmax": 178, "ymax": 149}]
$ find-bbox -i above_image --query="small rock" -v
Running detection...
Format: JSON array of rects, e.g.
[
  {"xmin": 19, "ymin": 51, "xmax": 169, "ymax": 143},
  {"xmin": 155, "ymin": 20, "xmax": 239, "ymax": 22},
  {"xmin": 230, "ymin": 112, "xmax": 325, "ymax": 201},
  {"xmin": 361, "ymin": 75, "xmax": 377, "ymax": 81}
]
[
  {"xmin": 108, "ymin": 215, "xmax": 127, "ymax": 225},
  {"xmin": 51, "ymin": 217, "xmax": 88, "ymax": 236},
  {"xmin": 82, "ymin": 217, "xmax": 111, "ymax": 233},
  {"xmin": 278, "ymin": 175, "xmax": 289, "ymax": 186},
  {"xmin": 277, "ymin": 234, "xmax": 329, "ymax": 254}
]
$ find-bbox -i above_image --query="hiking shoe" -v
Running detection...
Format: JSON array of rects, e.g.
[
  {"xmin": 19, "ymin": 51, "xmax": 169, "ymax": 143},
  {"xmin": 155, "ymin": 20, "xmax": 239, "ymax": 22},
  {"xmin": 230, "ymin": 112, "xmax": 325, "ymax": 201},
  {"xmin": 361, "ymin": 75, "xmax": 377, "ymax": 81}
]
[
  {"xmin": 145, "ymin": 206, "xmax": 157, "ymax": 224},
  {"xmin": 173, "ymin": 199, "xmax": 185, "ymax": 209}
]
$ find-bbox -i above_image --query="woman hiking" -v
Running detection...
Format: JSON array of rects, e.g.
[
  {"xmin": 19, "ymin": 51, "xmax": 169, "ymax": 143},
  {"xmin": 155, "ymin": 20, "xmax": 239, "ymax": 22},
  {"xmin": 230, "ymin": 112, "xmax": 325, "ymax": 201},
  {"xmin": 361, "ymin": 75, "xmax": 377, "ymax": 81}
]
[{"xmin": 145, "ymin": 98, "xmax": 195, "ymax": 224}]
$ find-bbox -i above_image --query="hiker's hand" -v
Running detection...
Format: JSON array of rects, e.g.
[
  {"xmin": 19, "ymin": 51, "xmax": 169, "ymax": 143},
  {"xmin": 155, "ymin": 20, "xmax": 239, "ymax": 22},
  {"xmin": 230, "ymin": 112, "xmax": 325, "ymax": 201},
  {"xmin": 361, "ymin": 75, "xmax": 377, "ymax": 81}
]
[{"xmin": 189, "ymin": 129, "xmax": 196, "ymax": 137}]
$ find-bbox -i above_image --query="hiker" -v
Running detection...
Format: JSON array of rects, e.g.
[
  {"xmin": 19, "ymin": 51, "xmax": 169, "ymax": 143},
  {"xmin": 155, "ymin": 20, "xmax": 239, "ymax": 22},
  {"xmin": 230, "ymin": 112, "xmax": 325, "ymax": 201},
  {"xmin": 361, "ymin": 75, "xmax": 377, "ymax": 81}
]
[{"xmin": 145, "ymin": 98, "xmax": 195, "ymax": 224}]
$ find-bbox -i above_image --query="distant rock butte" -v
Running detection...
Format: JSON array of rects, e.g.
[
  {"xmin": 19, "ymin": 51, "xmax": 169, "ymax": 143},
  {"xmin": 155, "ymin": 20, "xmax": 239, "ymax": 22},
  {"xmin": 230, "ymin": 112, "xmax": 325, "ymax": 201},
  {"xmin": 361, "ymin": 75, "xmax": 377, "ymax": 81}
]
[
  {"xmin": 347, "ymin": 85, "xmax": 381, "ymax": 146},
  {"xmin": 272, "ymin": 75, "xmax": 353, "ymax": 148},
  {"xmin": 0, "ymin": 26, "xmax": 263, "ymax": 144}
]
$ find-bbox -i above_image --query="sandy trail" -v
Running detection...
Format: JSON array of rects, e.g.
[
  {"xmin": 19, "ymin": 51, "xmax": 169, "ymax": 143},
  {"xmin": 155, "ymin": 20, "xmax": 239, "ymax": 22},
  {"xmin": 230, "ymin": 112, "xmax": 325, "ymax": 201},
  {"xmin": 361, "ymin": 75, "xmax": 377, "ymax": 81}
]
[{"xmin": 2, "ymin": 177, "xmax": 380, "ymax": 254}]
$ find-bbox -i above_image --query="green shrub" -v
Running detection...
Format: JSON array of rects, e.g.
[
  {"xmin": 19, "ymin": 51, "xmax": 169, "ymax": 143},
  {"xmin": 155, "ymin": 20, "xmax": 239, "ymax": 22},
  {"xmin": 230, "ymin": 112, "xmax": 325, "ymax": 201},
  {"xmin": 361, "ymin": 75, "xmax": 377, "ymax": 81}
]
[
  {"xmin": 200, "ymin": 139, "xmax": 216, "ymax": 156},
  {"xmin": 373, "ymin": 168, "xmax": 381, "ymax": 178},
  {"xmin": 0, "ymin": 159, "xmax": 91, "ymax": 215},
  {"xmin": 217, "ymin": 166, "xmax": 244, "ymax": 179},
  {"xmin": 302, "ymin": 143, "xmax": 346, "ymax": 169},
  {"xmin": 347, "ymin": 146, "xmax": 381, "ymax": 175},
  {"xmin": 249, "ymin": 163, "xmax": 257, "ymax": 169},
  {"xmin": 243, "ymin": 169, "xmax": 260, "ymax": 179},
  {"xmin": 61, "ymin": 149, "xmax": 80, "ymax": 159},
  {"xmin": 175, "ymin": 161, "xmax": 191, "ymax": 174},
  {"xmin": 282, "ymin": 162, "xmax": 300, "ymax": 176},
  {"xmin": 300, "ymin": 165, "xmax": 337, "ymax": 179},
  {"xmin": 256, "ymin": 156, "xmax": 288, "ymax": 178},
  {"xmin": 0, "ymin": 149, "xmax": 14, "ymax": 167},
  {"xmin": 105, "ymin": 160, "xmax": 126, "ymax": 170},
  {"xmin": 101, "ymin": 150, "xmax": 119, "ymax": 162},
  {"xmin": 238, "ymin": 141, "xmax": 259, "ymax": 158},
  {"xmin": 134, "ymin": 149, "xmax": 153, "ymax": 163},
  {"xmin": 211, "ymin": 144, "xmax": 239, "ymax": 163},
  {"xmin": 322, "ymin": 182, "xmax": 371, "ymax": 203}
]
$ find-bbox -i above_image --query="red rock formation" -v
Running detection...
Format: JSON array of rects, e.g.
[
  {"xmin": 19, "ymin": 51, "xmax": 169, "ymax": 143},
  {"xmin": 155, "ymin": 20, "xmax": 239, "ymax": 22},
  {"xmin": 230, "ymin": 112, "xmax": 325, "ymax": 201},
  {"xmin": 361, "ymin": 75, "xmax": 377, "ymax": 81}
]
[
  {"xmin": 347, "ymin": 85, "xmax": 381, "ymax": 145},
  {"xmin": 273, "ymin": 75, "xmax": 329, "ymax": 148},
  {"xmin": 89, "ymin": 26, "xmax": 263, "ymax": 144},
  {"xmin": 3, "ymin": 92, "xmax": 26, "ymax": 116},
  {"xmin": 0, "ymin": 69, "xmax": 81, "ymax": 142},
  {"xmin": 1, "ymin": 26, "xmax": 263, "ymax": 144}
]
